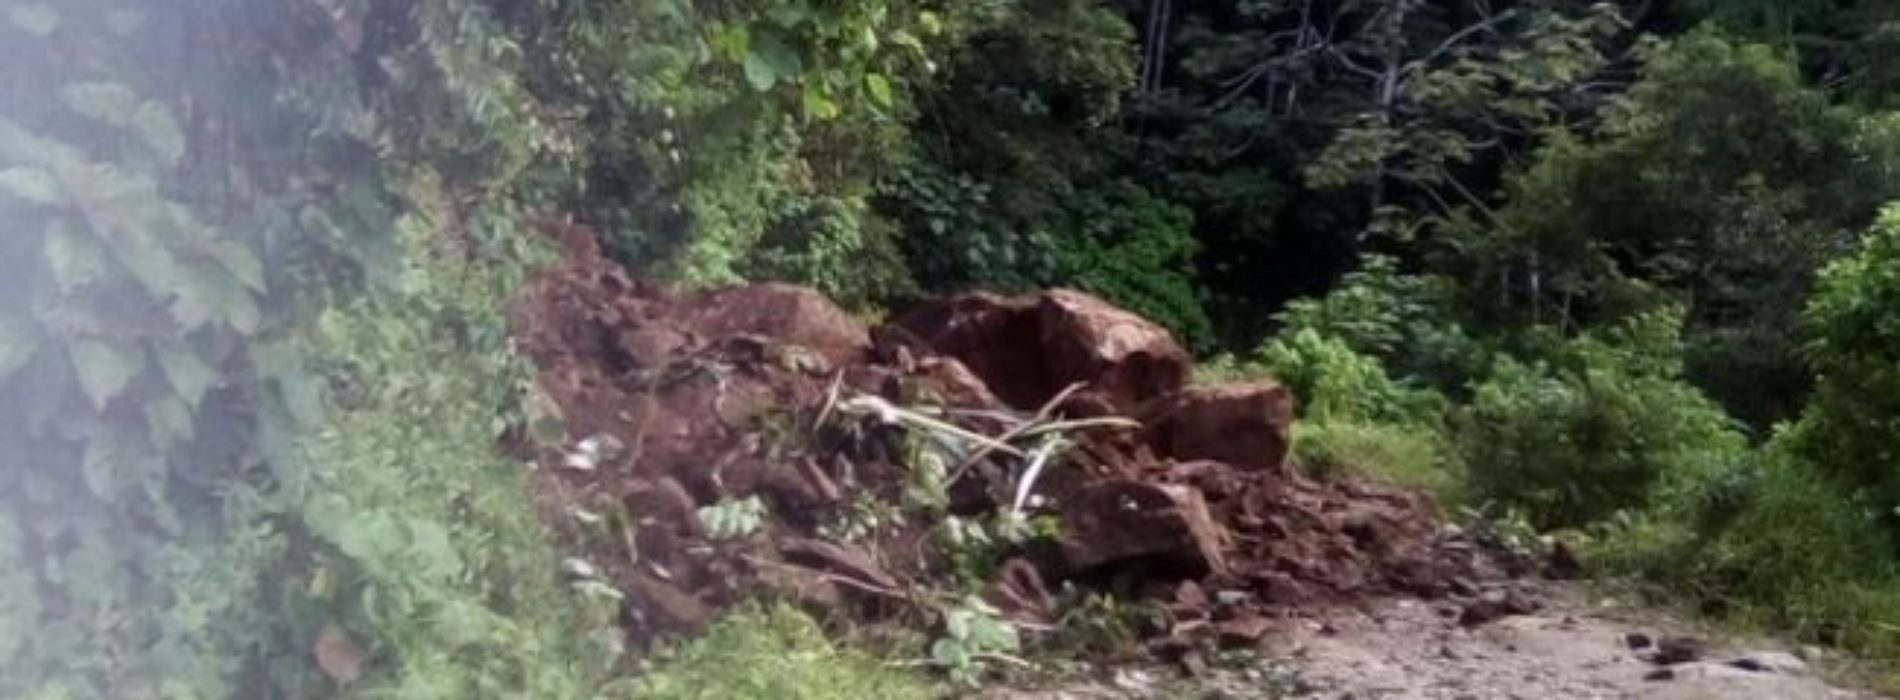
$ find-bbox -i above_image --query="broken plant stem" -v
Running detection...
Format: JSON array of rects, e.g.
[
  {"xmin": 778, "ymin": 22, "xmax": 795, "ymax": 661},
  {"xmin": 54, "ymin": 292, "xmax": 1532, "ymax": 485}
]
[
  {"xmin": 1011, "ymin": 435, "xmax": 1068, "ymax": 516},
  {"xmin": 949, "ymin": 382, "xmax": 1089, "ymax": 484},
  {"xmin": 838, "ymin": 395, "xmax": 1025, "ymax": 457},
  {"xmin": 737, "ymin": 553, "xmax": 912, "ymax": 602}
]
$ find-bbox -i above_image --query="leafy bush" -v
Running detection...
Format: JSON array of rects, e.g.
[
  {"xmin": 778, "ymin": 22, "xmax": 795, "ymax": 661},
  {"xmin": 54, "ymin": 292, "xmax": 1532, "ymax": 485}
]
[
  {"xmin": 878, "ymin": 157, "xmax": 1064, "ymax": 293},
  {"xmin": 1791, "ymin": 204, "xmax": 1900, "ymax": 523},
  {"xmin": 1275, "ymin": 256, "xmax": 1488, "ymax": 393},
  {"xmin": 627, "ymin": 605, "xmax": 930, "ymax": 700},
  {"xmin": 287, "ymin": 223, "xmax": 616, "ymax": 696},
  {"xmin": 1456, "ymin": 312, "xmax": 1747, "ymax": 529},
  {"xmin": 1057, "ymin": 179, "xmax": 1215, "ymax": 352},
  {"xmin": 747, "ymin": 194, "xmax": 917, "ymax": 308},
  {"xmin": 1210, "ymin": 325, "xmax": 1457, "ymax": 492},
  {"xmin": 1595, "ymin": 440, "xmax": 1900, "ymax": 662},
  {"xmin": 1257, "ymin": 328, "xmax": 1448, "ymax": 426}
]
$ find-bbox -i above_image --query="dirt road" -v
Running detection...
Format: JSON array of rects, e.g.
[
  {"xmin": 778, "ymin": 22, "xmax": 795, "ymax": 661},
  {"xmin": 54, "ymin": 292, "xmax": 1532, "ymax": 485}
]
[{"xmin": 992, "ymin": 586, "xmax": 1885, "ymax": 699}]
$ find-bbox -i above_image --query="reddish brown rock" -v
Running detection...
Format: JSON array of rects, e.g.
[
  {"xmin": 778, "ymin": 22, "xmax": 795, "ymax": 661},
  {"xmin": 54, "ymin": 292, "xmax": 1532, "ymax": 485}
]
[
  {"xmin": 891, "ymin": 292, "xmax": 1050, "ymax": 408},
  {"xmin": 1034, "ymin": 289, "xmax": 1190, "ymax": 412},
  {"xmin": 681, "ymin": 283, "xmax": 870, "ymax": 366},
  {"xmin": 1143, "ymin": 381, "xmax": 1295, "ymax": 473},
  {"xmin": 915, "ymin": 356, "xmax": 1004, "ymax": 408},
  {"xmin": 892, "ymin": 289, "xmax": 1189, "ymax": 413},
  {"xmin": 623, "ymin": 477, "xmax": 700, "ymax": 532},
  {"xmin": 1059, "ymin": 479, "xmax": 1229, "ymax": 579},
  {"xmin": 1214, "ymin": 613, "xmax": 1275, "ymax": 649}
]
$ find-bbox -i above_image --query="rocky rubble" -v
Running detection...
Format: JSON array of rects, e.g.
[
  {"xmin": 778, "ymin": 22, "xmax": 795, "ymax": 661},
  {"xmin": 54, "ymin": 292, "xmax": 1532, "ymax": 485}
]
[{"xmin": 509, "ymin": 228, "xmax": 1501, "ymax": 660}]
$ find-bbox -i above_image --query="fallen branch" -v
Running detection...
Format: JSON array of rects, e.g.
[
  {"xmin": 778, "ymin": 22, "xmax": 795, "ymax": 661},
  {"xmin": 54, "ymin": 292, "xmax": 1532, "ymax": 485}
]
[{"xmin": 738, "ymin": 553, "xmax": 913, "ymax": 603}]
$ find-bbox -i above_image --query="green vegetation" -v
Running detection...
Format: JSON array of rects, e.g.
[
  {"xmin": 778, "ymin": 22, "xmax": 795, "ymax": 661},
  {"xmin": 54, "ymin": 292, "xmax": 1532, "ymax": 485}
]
[
  {"xmin": 7, "ymin": 0, "xmax": 1900, "ymax": 696},
  {"xmin": 628, "ymin": 605, "xmax": 930, "ymax": 700}
]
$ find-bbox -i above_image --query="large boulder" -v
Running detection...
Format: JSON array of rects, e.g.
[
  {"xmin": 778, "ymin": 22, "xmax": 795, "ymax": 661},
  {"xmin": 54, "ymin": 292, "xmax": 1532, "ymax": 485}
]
[
  {"xmin": 1143, "ymin": 381, "xmax": 1295, "ymax": 473},
  {"xmin": 680, "ymin": 283, "xmax": 870, "ymax": 366},
  {"xmin": 1058, "ymin": 479, "xmax": 1229, "ymax": 579},
  {"xmin": 892, "ymin": 289, "xmax": 1189, "ymax": 414},
  {"xmin": 889, "ymin": 292, "xmax": 1050, "ymax": 408},
  {"xmin": 1033, "ymin": 290, "xmax": 1190, "ymax": 413}
]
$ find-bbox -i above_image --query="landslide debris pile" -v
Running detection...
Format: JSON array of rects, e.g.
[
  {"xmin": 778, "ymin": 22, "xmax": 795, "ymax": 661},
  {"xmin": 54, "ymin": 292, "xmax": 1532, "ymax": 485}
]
[{"xmin": 511, "ymin": 232, "xmax": 1491, "ymax": 659}]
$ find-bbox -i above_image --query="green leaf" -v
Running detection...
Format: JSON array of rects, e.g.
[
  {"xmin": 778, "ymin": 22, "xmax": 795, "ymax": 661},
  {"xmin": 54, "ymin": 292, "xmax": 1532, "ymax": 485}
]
[
  {"xmin": 864, "ymin": 74, "xmax": 894, "ymax": 108},
  {"xmin": 45, "ymin": 217, "xmax": 105, "ymax": 291},
  {"xmin": 205, "ymin": 238, "xmax": 265, "ymax": 292},
  {"xmin": 7, "ymin": 4, "xmax": 58, "ymax": 36},
  {"xmin": 801, "ymin": 84, "xmax": 840, "ymax": 120},
  {"xmin": 155, "ymin": 344, "xmax": 218, "ymax": 408},
  {"xmin": 170, "ymin": 261, "xmax": 258, "ymax": 333},
  {"xmin": 710, "ymin": 24, "xmax": 750, "ymax": 62},
  {"xmin": 930, "ymin": 638, "xmax": 968, "ymax": 668},
  {"xmin": 143, "ymin": 393, "xmax": 196, "ymax": 451},
  {"xmin": 0, "ymin": 166, "xmax": 62, "ymax": 204},
  {"xmin": 69, "ymin": 338, "xmax": 144, "ymax": 409},
  {"xmin": 61, "ymin": 82, "xmax": 141, "ymax": 124},
  {"xmin": 0, "ymin": 311, "xmax": 38, "ymax": 381},
  {"xmin": 744, "ymin": 31, "xmax": 801, "ymax": 92},
  {"xmin": 132, "ymin": 102, "xmax": 186, "ymax": 165}
]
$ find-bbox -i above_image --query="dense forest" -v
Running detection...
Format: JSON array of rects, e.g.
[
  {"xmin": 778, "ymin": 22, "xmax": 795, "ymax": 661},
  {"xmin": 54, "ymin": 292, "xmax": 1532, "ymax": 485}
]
[{"xmin": 3, "ymin": 0, "xmax": 1900, "ymax": 696}]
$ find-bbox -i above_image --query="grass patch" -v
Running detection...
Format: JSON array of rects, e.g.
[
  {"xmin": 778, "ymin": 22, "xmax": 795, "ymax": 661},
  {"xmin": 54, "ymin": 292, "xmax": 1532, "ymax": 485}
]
[
  {"xmin": 627, "ymin": 605, "xmax": 933, "ymax": 700},
  {"xmin": 1292, "ymin": 420, "xmax": 1456, "ymax": 496}
]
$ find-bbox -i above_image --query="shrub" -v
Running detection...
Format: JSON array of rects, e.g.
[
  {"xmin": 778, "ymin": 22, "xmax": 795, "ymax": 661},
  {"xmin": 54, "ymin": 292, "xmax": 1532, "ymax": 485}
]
[
  {"xmin": 1594, "ymin": 441, "xmax": 1900, "ymax": 661},
  {"xmin": 1792, "ymin": 204, "xmax": 1900, "ymax": 525},
  {"xmin": 1214, "ymin": 328, "xmax": 1458, "ymax": 492},
  {"xmin": 1457, "ymin": 312, "xmax": 1746, "ymax": 528},
  {"xmin": 1275, "ymin": 255, "xmax": 1488, "ymax": 393},
  {"xmin": 626, "ymin": 605, "xmax": 930, "ymax": 700},
  {"xmin": 1258, "ymin": 328, "xmax": 1448, "ymax": 426}
]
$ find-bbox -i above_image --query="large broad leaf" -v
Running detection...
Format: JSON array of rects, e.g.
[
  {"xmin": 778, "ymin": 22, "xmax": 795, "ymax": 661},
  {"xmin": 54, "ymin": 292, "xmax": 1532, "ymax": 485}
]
[
  {"xmin": 142, "ymin": 393, "xmax": 196, "ymax": 451},
  {"xmin": 204, "ymin": 238, "xmax": 265, "ymax": 292},
  {"xmin": 131, "ymin": 102, "xmax": 186, "ymax": 166},
  {"xmin": 170, "ymin": 260, "xmax": 258, "ymax": 334},
  {"xmin": 61, "ymin": 82, "xmax": 141, "ymax": 124},
  {"xmin": 0, "ymin": 311, "xmax": 38, "ymax": 381},
  {"xmin": 44, "ymin": 217, "xmax": 105, "ymax": 291},
  {"xmin": 155, "ymin": 343, "xmax": 218, "ymax": 408},
  {"xmin": 69, "ymin": 338, "xmax": 145, "ymax": 410},
  {"xmin": 0, "ymin": 166, "xmax": 62, "ymax": 204},
  {"xmin": 80, "ymin": 425, "xmax": 163, "ymax": 499},
  {"xmin": 744, "ymin": 30, "xmax": 802, "ymax": 92}
]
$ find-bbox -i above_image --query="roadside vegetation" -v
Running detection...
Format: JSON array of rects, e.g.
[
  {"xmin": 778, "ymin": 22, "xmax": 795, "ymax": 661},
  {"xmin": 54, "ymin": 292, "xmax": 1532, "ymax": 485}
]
[{"xmin": 3, "ymin": 0, "xmax": 1900, "ymax": 696}]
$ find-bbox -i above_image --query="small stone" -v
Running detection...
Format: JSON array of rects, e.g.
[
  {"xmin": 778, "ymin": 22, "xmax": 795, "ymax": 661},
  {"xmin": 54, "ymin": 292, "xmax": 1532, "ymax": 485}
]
[
  {"xmin": 1728, "ymin": 657, "xmax": 1768, "ymax": 673},
  {"xmin": 1653, "ymin": 636, "xmax": 1703, "ymax": 665},
  {"xmin": 1643, "ymin": 668, "xmax": 1676, "ymax": 682},
  {"xmin": 1730, "ymin": 651, "xmax": 1808, "ymax": 675},
  {"xmin": 1625, "ymin": 632, "xmax": 1653, "ymax": 650}
]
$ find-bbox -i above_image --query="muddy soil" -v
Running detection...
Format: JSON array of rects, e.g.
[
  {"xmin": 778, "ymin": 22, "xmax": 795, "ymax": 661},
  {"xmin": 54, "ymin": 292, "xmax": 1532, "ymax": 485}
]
[
  {"xmin": 987, "ymin": 585, "xmax": 1885, "ymax": 699},
  {"xmin": 509, "ymin": 226, "xmax": 1490, "ymax": 651}
]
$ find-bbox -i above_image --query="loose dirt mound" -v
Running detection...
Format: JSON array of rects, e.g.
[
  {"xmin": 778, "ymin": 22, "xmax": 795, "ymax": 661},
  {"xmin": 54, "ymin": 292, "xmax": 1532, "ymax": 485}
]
[{"xmin": 510, "ymin": 230, "xmax": 1492, "ymax": 658}]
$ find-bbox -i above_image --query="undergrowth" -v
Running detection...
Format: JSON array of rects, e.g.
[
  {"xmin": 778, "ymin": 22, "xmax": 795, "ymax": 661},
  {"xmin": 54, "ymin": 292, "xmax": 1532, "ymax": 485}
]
[{"xmin": 625, "ymin": 605, "xmax": 932, "ymax": 700}]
